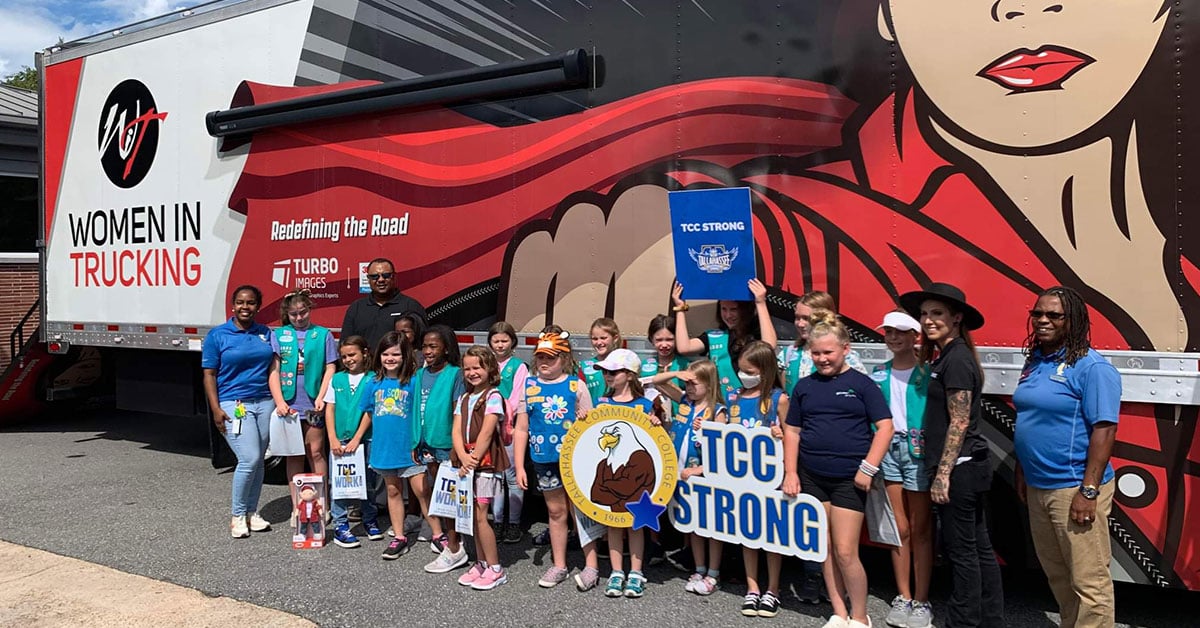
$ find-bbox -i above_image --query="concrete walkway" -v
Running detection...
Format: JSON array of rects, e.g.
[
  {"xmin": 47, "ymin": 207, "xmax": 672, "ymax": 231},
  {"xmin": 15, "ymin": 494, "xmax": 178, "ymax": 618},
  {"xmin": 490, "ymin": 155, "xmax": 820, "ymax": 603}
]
[{"xmin": 0, "ymin": 541, "xmax": 315, "ymax": 627}]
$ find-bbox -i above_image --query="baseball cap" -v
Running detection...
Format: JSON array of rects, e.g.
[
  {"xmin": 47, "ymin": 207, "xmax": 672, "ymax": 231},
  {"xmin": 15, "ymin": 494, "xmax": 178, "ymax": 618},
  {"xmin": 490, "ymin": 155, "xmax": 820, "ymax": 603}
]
[
  {"xmin": 878, "ymin": 311, "xmax": 921, "ymax": 333},
  {"xmin": 593, "ymin": 348, "xmax": 642, "ymax": 373},
  {"xmin": 534, "ymin": 331, "xmax": 572, "ymax": 357}
]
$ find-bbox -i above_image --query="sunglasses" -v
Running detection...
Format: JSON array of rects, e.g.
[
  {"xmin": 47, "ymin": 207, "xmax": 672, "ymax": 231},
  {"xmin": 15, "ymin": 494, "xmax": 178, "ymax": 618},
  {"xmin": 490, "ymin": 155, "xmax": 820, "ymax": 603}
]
[
  {"xmin": 1028, "ymin": 309, "xmax": 1066, "ymax": 321},
  {"xmin": 366, "ymin": 272, "xmax": 394, "ymax": 280}
]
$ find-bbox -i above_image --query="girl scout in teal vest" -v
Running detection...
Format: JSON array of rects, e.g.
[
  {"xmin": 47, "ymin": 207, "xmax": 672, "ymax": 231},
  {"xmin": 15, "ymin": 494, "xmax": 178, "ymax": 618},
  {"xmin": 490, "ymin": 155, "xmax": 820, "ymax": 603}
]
[
  {"xmin": 641, "ymin": 314, "xmax": 689, "ymax": 417},
  {"xmin": 579, "ymin": 317, "xmax": 622, "ymax": 405},
  {"xmin": 869, "ymin": 311, "xmax": 935, "ymax": 623},
  {"xmin": 271, "ymin": 291, "xmax": 337, "ymax": 497},
  {"xmin": 670, "ymin": 279, "xmax": 778, "ymax": 399}
]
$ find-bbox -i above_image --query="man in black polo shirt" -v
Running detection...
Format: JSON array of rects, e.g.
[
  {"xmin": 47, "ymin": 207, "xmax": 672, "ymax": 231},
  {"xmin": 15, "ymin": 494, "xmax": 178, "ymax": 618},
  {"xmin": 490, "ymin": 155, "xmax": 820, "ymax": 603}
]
[{"xmin": 341, "ymin": 258, "xmax": 427, "ymax": 348}]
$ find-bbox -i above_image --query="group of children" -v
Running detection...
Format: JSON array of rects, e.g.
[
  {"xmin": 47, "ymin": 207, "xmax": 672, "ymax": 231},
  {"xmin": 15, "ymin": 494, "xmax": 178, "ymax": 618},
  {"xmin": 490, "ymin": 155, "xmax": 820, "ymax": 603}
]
[{"xmin": 277, "ymin": 287, "xmax": 934, "ymax": 627}]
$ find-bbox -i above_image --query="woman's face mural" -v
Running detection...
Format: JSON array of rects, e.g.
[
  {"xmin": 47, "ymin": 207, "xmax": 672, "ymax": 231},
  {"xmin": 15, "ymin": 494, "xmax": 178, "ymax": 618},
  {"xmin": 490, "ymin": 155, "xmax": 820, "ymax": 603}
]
[{"xmin": 885, "ymin": 1, "xmax": 1167, "ymax": 148}]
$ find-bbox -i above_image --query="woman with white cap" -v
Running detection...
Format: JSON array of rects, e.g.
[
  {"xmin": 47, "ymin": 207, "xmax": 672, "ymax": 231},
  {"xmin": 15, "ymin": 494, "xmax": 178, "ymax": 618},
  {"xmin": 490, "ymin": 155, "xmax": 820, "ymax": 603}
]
[
  {"xmin": 869, "ymin": 310, "xmax": 933, "ymax": 628},
  {"xmin": 898, "ymin": 283, "xmax": 1003, "ymax": 628}
]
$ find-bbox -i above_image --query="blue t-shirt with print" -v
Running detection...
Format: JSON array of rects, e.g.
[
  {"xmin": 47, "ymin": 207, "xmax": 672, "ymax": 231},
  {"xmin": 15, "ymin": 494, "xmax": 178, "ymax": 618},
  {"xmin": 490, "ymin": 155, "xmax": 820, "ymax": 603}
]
[
  {"xmin": 1013, "ymin": 348, "xmax": 1121, "ymax": 490},
  {"xmin": 360, "ymin": 376, "xmax": 416, "ymax": 470},
  {"xmin": 786, "ymin": 369, "xmax": 890, "ymax": 479},
  {"xmin": 201, "ymin": 318, "xmax": 275, "ymax": 402}
]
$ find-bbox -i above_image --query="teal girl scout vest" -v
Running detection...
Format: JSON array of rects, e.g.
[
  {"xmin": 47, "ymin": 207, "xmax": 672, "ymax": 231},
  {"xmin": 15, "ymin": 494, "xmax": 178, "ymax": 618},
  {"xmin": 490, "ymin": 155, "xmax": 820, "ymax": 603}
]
[
  {"xmin": 706, "ymin": 330, "xmax": 742, "ymax": 397},
  {"xmin": 276, "ymin": 325, "xmax": 330, "ymax": 402},
  {"xmin": 870, "ymin": 360, "xmax": 930, "ymax": 458}
]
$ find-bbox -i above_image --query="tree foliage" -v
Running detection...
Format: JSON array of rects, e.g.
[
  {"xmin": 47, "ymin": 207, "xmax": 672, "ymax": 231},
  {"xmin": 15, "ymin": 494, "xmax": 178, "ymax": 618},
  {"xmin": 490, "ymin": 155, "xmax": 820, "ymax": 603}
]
[{"xmin": 2, "ymin": 67, "xmax": 39, "ymax": 91}]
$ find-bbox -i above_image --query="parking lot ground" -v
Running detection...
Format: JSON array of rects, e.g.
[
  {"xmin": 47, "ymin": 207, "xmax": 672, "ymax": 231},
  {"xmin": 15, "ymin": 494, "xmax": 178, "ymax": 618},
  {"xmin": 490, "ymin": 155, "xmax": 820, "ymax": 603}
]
[{"xmin": 0, "ymin": 407, "xmax": 1190, "ymax": 627}]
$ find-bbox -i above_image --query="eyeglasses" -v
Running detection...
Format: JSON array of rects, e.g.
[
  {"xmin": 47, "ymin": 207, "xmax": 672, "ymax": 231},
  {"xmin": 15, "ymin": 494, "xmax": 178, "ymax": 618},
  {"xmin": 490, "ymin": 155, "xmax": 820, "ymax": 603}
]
[
  {"xmin": 366, "ymin": 272, "xmax": 394, "ymax": 281},
  {"xmin": 1028, "ymin": 309, "xmax": 1066, "ymax": 321}
]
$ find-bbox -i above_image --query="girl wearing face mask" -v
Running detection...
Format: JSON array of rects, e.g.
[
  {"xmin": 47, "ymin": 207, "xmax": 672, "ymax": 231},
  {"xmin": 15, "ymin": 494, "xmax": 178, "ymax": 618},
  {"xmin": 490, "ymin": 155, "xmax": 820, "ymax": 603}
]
[{"xmin": 725, "ymin": 340, "xmax": 789, "ymax": 618}]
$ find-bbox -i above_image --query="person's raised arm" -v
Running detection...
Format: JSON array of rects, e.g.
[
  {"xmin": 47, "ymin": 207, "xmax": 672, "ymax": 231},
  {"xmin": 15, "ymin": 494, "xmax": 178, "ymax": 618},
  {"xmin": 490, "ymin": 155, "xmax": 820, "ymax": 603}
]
[
  {"xmin": 672, "ymin": 281, "xmax": 706, "ymax": 355},
  {"xmin": 749, "ymin": 279, "xmax": 777, "ymax": 348}
]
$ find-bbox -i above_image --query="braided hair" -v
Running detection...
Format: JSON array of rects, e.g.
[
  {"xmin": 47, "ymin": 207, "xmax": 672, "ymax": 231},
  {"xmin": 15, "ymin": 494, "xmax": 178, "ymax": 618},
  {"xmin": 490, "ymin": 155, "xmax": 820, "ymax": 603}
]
[{"xmin": 1022, "ymin": 286, "xmax": 1091, "ymax": 366}]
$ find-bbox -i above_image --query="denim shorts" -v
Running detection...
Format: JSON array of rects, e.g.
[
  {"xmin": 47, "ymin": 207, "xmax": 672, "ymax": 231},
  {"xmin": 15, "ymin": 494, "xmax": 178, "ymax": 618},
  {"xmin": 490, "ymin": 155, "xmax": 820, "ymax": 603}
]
[
  {"xmin": 414, "ymin": 442, "xmax": 451, "ymax": 465},
  {"xmin": 880, "ymin": 434, "xmax": 932, "ymax": 492},
  {"xmin": 374, "ymin": 464, "xmax": 426, "ymax": 479},
  {"xmin": 532, "ymin": 461, "xmax": 564, "ymax": 492}
]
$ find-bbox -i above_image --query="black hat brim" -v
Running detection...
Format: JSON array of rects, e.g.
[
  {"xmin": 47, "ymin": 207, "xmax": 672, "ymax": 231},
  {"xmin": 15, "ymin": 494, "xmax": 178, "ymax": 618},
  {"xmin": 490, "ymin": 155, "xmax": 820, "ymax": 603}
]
[{"xmin": 898, "ymin": 291, "xmax": 985, "ymax": 331}]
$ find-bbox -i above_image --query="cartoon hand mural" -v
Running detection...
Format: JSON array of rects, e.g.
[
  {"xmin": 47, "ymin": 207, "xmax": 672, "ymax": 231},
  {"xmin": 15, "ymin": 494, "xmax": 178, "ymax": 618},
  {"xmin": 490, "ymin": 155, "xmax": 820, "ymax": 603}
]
[{"xmin": 501, "ymin": 184, "xmax": 677, "ymax": 333}]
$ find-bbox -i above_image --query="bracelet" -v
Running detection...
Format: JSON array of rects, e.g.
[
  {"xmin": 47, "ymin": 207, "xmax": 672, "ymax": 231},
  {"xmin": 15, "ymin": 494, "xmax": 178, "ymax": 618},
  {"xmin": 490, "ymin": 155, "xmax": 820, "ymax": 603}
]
[
  {"xmin": 859, "ymin": 460, "xmax": 879, "ymax": 478},
  {"xmin": 673, "ymin": 303, "xmax": 690, "ymax": 312}
]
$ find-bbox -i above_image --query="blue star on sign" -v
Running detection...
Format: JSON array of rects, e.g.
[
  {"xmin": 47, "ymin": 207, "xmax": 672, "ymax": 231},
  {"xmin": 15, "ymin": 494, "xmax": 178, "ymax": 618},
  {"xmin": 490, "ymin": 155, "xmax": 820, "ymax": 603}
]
[{"xmin": 625, "ymin": 490, "xmax": 666, "ymax": 532}]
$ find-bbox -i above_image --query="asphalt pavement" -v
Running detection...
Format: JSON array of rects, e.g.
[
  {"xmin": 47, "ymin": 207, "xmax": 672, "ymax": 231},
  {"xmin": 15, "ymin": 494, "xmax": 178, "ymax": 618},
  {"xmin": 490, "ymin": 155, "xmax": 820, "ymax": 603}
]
[{"xmin": 0, "ymin": 407, "xmax": 1190, "ymax": 627}]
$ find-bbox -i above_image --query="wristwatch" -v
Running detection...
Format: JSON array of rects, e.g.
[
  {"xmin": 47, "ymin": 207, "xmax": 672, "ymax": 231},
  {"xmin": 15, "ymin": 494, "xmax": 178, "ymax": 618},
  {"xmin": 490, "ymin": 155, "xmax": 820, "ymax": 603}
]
[{"xmin": 1079, "ymin": 484, "xmax": 1099, "ymax": 500}]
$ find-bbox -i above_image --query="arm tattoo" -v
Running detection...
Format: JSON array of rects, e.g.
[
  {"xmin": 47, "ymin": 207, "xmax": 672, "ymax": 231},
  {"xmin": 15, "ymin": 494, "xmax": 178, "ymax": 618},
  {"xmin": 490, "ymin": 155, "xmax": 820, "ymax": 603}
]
[{"xmin": 937, "ymin": 390, "xmax": 973, "ymax": 477}]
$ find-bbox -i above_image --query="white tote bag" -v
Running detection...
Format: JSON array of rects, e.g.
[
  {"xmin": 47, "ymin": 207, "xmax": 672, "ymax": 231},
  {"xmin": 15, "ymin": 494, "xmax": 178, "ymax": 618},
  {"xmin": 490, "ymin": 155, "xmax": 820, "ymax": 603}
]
[
  {"xmin": 429, "ymin": 463, "xmax": 460, "ymax": 519},
  {"xmin": 866, "ymin": 476, "xmax": 902, "ymax": 546},
  {"xmin": 455, "ymin": 470, "xmax": 475, "ymax": 536},
  {"xmin": 266, "ymin": 411, "xmax": 305, "ymax": 457},
  {"xmin": 329, "ymin": 448, "xmax": 368, "ymax": 500}
]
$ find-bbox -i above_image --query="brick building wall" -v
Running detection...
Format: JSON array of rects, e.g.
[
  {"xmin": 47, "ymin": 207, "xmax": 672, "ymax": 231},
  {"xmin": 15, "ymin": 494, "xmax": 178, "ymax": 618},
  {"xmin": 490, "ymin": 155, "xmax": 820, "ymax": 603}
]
[{"xmin": 0, "ymin": 254, "xmax": 39, "ymax": 372}]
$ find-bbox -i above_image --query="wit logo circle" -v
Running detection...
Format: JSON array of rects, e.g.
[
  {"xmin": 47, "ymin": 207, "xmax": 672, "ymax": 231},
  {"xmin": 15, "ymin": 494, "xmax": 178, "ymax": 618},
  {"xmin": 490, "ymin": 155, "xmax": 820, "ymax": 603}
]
[{"xmin": 97, "ymin": 79, "xmax": 168, "ymax": 188}]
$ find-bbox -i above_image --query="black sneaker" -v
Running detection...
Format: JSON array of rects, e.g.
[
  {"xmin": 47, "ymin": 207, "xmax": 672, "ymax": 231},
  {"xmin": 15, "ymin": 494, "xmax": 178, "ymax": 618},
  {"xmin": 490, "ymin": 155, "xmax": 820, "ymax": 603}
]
[
  {"xmin": 502, "ymin": 524, "xmax": 525, "ymax": 544},
  {"xmin": 757, "ymin": 591, "xmax": 781, "ymax": 618},
  {"xmin": 741, "ymin": 592, "xmax": 761, "ymax": 617},
  {"xmin": 797, "ymin": 572, "xmax": 824, "ymax": 604},
  {"xmin": 430, "ymin": 533, "xmax": 448, "ymax": 554},
  {"xmin": 382, "ymin": 536, "xmax": 411, "ymax": 560},
  {"xmin": 532, "ymin": 528, "xmax": 552, "ymax": 546}
]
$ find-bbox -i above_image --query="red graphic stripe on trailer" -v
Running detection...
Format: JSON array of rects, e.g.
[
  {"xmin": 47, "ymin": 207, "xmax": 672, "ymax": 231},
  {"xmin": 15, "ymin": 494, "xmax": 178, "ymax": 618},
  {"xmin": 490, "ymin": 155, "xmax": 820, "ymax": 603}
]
[{"xmin": 42, "ymin": 57, "xmax": 85, "ymax": 243}]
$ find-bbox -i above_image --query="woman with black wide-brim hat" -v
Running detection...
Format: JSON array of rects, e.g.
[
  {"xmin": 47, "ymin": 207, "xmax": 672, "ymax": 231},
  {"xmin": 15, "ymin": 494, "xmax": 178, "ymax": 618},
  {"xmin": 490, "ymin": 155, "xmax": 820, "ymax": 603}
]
[{"xmin": 898, "ymin": 283, "xmax": 1004, "ymax": 628}]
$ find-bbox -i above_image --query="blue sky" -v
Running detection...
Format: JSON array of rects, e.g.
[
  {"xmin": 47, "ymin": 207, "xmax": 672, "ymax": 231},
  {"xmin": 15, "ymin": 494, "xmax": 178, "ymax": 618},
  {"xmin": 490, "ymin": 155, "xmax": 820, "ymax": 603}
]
[{"xmin": 1, "ymin": 1, "xmax": 186, "ymax": 78}]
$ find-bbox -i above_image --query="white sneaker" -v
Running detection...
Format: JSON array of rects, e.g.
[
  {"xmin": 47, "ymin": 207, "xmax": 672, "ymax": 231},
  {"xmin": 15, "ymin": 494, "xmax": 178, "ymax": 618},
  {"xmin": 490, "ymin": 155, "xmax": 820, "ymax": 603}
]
[
  {"xmin": 230, "ymin": 515, "xmax": 249, "ymax": 538},
  {"xmin": 821, "ymin": 617, "xmax": 849, "ymax": 628},
  {"xmin": 423, "ymin": 545, "xmax": 469, "ymax": 573},
  {"xmin": 848, "ymin": 618, "xmax": 873, "ymax": 628},
  {"xmin": 247, "ymin": 513, "xmax": 271, "ymax": 532}
]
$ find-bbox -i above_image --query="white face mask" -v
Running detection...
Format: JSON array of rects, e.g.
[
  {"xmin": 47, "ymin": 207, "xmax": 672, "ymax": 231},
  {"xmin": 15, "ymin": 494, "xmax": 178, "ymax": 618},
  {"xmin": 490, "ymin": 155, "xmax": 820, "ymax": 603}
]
[{"xmin": 738, "ymin": 371, "xmax": 762, "ymax": 389}]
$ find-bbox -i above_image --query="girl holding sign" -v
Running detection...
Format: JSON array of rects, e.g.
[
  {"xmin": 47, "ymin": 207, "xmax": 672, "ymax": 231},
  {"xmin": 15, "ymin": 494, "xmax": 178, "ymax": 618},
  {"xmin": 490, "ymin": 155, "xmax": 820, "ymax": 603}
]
[
  {"xmin": 512, "ymin": 328, "xmax": 597, "ymax": 589},
  {"xmin": 323, "ymin": 335, "xmax": 382, "ymax": 549},
  {"xmin": 648, "ymin": 360, "xmax": 728, "ymax": 596},
  {"xmin": 450, "ymin": 346, "xmax": 511, "ymax": 590},
  {"xmin": 782, "ymin": 310, "xmax": 893, "ymax": 628},
  {"xmin": 726, "ymin": 341, "xmax": 789, "ymax": 618},
  {"xmin": 672, "ymin": 279, "xmax": 777, "ymax": 399},
  {"xmin": 591, "ymin": 348, "xmax": 659, "ymax": 599}
]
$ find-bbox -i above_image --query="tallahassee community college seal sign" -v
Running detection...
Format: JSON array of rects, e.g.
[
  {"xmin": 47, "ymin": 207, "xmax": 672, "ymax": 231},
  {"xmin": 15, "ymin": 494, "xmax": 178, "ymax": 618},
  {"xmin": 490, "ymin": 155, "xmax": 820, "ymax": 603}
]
[{"xmin": 560, "ymin": 404, "xmax": 677, "ymax": 529}]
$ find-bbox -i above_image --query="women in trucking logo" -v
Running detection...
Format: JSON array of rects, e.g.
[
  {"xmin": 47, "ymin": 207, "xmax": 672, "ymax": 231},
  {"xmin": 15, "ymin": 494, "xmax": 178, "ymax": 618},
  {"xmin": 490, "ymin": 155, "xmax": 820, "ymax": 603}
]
[{"xmin": 219, "ymin": 1, "xmax": 1198, "ymax": 587}]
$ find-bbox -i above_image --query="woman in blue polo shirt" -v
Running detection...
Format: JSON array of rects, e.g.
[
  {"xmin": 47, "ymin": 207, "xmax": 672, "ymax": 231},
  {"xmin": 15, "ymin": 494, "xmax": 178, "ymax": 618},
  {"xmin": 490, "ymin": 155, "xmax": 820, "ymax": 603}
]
[
  {"xmin": 671, "ymin": 279, "xmax": 777, "ymax": 399},
  {"xmin": 1013, "ymin": 286, "xmax": 1120, "ymax": 628},
  {"xmin": 202, "ymin": 285, "xmax": 290, "ymax": 539}
]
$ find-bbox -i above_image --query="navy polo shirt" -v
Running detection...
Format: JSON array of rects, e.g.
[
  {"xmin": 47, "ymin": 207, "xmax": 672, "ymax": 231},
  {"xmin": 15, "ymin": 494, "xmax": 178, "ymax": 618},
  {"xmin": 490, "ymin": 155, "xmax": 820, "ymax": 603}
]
[
  {"xmin": 1012, "ymin": 347, "xmax": 1121, "ymax": 490},
  {"xmin": 201, "ymin": 318, "xmax": 277, "ymax": 402},
  {"xmin": 786, "ymin": 368, "xmax": 891, "ymax": 479}
]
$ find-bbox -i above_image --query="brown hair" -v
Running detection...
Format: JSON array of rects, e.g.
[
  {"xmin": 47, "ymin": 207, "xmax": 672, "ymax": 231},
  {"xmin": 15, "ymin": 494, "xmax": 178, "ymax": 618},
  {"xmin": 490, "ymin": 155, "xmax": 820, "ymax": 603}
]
[
  {"xmin": 739, "ymin": 340, "xmax": 782, "ymax": 415},
  {"xmin": 463, "ymin": 345, "xmax": 502, "ymax": 388},
  {"xmin": 337, "ymin": 335, "xmax": 370, "ymax": 369},
  {"xmin": 602, "ymin": 368, "xmax": 646, "ymax": 400},
  {"xmin": 372, "ymin": 331, "xmax": 417, "ymax": 383},
  {"xmin": 798, "ymin": 290, "xmax": 836, "ymax": 312},
  {"xmin": 917, "ymin": 300, "xmax": 984, "ymax": 382},
  {"xmin": 590, "ymin": 317, "xmax": 623, "ymax": 348},
  {"xmin": 279, "ymin": 290, "xmax": 315, "ymax": 325},
  {"xmin": 487, "ymin": 321, "xmax": 518, "ymax": 345},
  {"xmin": 686, "ymin": 359, "xmax": 724, "ymax": 414}
]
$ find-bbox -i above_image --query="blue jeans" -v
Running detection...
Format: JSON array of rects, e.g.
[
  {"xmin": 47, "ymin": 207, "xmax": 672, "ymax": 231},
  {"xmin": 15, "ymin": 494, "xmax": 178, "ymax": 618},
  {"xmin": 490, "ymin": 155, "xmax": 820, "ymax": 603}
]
[
  {"xmin": 330, "ymin": 440, "xmax": 379, "ymax": 526},
  {"xmin": 219, "ymin": 397, "xmax": 274, "ymax": 516}
]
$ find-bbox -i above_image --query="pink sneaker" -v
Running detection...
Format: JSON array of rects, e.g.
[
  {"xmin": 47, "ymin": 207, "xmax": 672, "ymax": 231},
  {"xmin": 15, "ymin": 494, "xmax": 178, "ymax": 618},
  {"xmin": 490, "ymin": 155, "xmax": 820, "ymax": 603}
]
[
  {"xmin": 471, "ymin": 566, "xmax": 507, "ymax": 590},
  {"xmin": 458, "ymin": 562, "xmax": 486, "ymax": 586}
]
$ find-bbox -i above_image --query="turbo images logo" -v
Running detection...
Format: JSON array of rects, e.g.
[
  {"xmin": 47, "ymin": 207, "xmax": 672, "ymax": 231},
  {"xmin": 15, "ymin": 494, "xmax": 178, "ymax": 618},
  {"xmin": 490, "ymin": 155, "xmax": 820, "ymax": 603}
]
[{"xmin": 97, "ymin": 79, "xmax": 168, "ymax": 188}]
